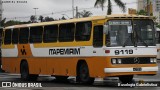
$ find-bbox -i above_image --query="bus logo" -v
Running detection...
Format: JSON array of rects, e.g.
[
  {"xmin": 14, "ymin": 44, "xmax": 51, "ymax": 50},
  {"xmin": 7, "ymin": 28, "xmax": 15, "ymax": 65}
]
[
  {"xmin": 2, "ymin": 82, "xmax": 11, "ymax": 87},
  {"xmin": 20, "ymin": 46, "xmax": 27, "ymax": 55},
  {"xmin": 49, "ymin": 48, "xmax": 80, "ymax": 55},
  {"xmin": 134, "ymin": 58, "xmax": 140, "ymax": 64}
]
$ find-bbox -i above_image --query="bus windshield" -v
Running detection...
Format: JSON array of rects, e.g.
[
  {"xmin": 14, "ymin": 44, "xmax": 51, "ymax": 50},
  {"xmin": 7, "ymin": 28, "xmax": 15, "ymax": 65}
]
[{"xmin": 106, "ymin": 20, "xmax": 156, "ymax": 47}]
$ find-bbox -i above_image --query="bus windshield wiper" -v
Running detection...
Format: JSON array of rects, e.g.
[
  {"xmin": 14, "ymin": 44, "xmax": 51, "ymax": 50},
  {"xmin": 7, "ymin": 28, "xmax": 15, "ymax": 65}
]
[
  {"xmin": 123, "ymin": 34, "xmax": 131, "ymax": 47},
  {"xmin": 135, "ymin": 30, "xmax": 148, "ymax": 47},
  {"xmin": 123, "ymin": 33, "xmax": 135, "ymax": 47}
]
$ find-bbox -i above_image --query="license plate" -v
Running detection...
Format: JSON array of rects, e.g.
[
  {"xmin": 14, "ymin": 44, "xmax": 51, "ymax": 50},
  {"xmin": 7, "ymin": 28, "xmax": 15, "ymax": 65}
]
[{"xmin": 133, "ymin": 68, "xmax": 142, "ymax": 71}]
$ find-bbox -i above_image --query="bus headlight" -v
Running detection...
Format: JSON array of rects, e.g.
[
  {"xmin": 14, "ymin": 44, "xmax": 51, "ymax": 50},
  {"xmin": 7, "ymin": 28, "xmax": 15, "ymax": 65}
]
[
  {"xmin": 117, "ymin": 59, "xmax": 122, "ymax": 64},
  {"xmin": 150, "ymin": 58, "xmax": 156, "ymax": 63},
  {"xmin": 153, "ymin": 58, "xmax": 157, "ymax": 63},
  {"xmin": 111, "ymin": 59, "xmax": 117, "ymax": 64},
  {"xmin": 150, "ymin": 58, "xmax": 154, "ymax": 63}
]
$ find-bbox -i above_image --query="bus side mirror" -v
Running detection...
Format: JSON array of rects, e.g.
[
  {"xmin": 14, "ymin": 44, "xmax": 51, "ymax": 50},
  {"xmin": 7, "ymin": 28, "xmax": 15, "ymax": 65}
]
[
  {"xmin": 154, "ymin": 25, "xmax": 158, "ymax": 38},
  {"xmin": 103, "ymin": 25, "xmax": 109, "ymax": 34},
  {"xmin": 154, "ymin": 25, "xmax": 157, "ymax": 30}
]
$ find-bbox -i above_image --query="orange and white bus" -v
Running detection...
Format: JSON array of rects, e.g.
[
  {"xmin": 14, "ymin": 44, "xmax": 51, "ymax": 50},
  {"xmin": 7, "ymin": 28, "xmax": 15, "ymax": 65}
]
[{"xmin": 1, "ymin": 14, "xmax": 158, "ymax": 84}]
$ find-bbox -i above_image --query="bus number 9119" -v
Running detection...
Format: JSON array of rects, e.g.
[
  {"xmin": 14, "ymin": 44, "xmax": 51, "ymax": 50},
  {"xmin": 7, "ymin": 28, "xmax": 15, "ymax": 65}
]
[{"xmin": 115, "ymin": 49, "xmax": 133, "ymax": 55}]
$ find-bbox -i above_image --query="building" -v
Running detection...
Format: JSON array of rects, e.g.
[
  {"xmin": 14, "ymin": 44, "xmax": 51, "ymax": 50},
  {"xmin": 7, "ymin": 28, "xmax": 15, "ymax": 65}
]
[
  {"xmin": 152, "ymin": 0, "xmax": 160, "ymax": 23},
  {"xmin": 128, "ymin": 8, "xmax": 137, "ymax": 14},
  {"xmin": 137, "ymin": 0, "xmax": 145, "ymax": 11},
  {"xmin": 137, "ymin": 0, "xmax": 160, "ymax": 23},
  {"xmin": 0, "ymin": 0, "xmax": 2, "ymax": 23}
]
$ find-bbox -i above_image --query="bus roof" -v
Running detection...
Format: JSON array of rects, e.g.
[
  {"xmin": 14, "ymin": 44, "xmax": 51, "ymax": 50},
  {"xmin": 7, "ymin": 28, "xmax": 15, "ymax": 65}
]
[{"xmin": 4, "ymin": 14, "xmax": 153, "ymax": 29}]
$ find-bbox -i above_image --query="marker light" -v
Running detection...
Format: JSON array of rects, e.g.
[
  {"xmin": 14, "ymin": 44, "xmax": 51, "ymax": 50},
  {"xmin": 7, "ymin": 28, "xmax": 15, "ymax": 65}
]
[
  {"xmin": 112, "ymin": 59, "xmax": 117, "ymax": 64},
  {"xmin": 150, "ymin": 58, "xmax": 154, "ymax": 63},
  {"xmin": 105, "ymin": 50, "xmax": 110, "ymax": 54},
  {"xmin": 117, "ymin": 59, "xmax": 122, "ymax": 64},
  {"xmin": 153, "ymin": 58, "xmax": 157, "ymax": 63}
]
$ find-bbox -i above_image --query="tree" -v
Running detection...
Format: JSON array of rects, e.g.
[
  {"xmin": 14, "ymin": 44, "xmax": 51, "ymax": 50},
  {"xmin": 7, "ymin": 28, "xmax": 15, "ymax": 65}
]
[
  {"xmin": 77, "ymin": 10, "xmax": 93, "ymax": 18},
  {"xmin": 0, "ymin": 18, "xmax": 6, "ymax": 27},
  {"xmin": 61, "ymin": 16, "xmax": 66, "ymax": 20},
  {"xmin": 157, "ymin": 25, "xmax": 160, "ymax": 29},
  {"xmin": 4, "ymin": 20, "xmax": 31, "ymax": 27},
  {"xmin": 38, "ymin": 15, "xmax": 44, "ymax": 22},
  {"xmin": 30, "ymin": 15, "xmax": 36, "ymax": 23},
  {"xmin": 94, "ymin": 0, "xmax": 126, "ymax": 15},
  {"xmin": 44, "ymin": 16, "xmax": 54, "ymax": 21}
]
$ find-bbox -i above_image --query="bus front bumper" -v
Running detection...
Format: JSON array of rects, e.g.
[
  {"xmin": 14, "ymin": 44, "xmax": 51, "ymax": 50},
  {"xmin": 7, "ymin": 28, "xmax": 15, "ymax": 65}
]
[{"xmin": 104, "ymin": 66, "xmax": 158, "ymax": 73}]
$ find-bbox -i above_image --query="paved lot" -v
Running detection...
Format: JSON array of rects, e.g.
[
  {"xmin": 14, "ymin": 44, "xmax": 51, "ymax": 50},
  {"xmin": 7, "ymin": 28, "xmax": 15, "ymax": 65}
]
[{"xmin": 0, "ymin": 63, "xmax": 159, "ymax": 90}]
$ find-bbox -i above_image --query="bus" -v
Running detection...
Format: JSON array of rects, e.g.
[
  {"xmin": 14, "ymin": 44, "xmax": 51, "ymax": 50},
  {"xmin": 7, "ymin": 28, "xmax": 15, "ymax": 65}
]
[
  {"xmin": 156, "ymin": 28, "xmax": 160, "ymax": 60},
  {"xmin": 1, "ymin": 14, "xmax": 158, "ymax": 84}
]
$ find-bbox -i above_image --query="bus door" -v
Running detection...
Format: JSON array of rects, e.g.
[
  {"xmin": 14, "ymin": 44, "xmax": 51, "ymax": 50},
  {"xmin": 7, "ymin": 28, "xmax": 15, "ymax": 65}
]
[
  {"xmin": 93, "ymin": 25, "xmax": 103, "ymax": 54},
  {"xmin": 0, "ymin": 28, "xmax": 3, "ymax": 71}
]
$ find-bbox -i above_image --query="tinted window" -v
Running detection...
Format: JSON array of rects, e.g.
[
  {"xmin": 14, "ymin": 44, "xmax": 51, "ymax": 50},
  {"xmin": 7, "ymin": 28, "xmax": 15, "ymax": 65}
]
[
  {"xmin": 30, "ymin": 26, "xmax": 43, "ymax": 43},
  {"xmin": 59, "ymin": 23, "xmax": 75, "ymax": 42},
  {"xmin": 12, "ymin": 28, "xmax": 19, "ymax": 44},
  {"xmin": 19, "ymin": 28, "xmax": 29, "ymax": 44},
  {"xmin": 76, "ymin": 21, "xmax": 92, "ymax": 41},
  {"xmin": 0, "ymin": 28, "xmax": 2, "ymax": 38},
  {"xmin": 43, "ymin": 25, "xmax": 58, "ymax": 43},
  {"xmin": 93, "ymin": 26, "xmax": 103, "ymax": 47},
  {"xmin": 4, "ymin": 29, "xmax": 11, "ymax": 44},
  {"xmin": 1, "ymin": 31, "xmax": 4, "ymax": 44}
]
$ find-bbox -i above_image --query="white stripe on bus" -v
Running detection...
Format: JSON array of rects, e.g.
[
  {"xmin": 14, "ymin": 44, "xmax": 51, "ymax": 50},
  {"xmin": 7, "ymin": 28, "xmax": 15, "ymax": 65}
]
[{"xmin": 2, "ymin": 45, "xmax": 18, "ymax": 57}]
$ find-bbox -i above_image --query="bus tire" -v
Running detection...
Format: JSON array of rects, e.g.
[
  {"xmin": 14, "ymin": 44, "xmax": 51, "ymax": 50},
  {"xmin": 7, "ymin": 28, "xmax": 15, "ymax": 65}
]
[
  {"xmin": 78, "ymin": 62, "xmax": 94, "ymax": 84},
  {"xmin": 119, "ymin": 75, "xmax": 133, "ymax": 84},
  {"xmin": 20, "ymin": 61, "xmax": 38, "ymax": 81}
]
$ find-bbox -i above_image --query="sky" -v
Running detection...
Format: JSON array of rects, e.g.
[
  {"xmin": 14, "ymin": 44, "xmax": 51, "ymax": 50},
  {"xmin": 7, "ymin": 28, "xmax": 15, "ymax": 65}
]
[{"xmin": 1, "ymin": 0, "xmax": 137, "ymax": 21}]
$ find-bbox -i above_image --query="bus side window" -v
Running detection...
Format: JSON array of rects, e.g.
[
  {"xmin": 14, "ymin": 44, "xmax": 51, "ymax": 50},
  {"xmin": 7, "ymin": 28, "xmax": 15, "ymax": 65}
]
[
  {"xmin": 59, "ymin": 23, "xmax": 75, "ymax": 42},
  {"xmin": 12, "ymin": 28, "xmax": 19, "ymax": 44},
  {"xmin": 75, "ymin": 21, "xmax": 92, "ymax": 41},
  {"xmin": 43, "ymin": 25, "xmax": 58, "ymax": 43},
  {"xmin": 4, "ymin": 29, "xmax": 12, "ymax": 45},
  {"xmin": 19, "ymin": 28, "xmax": 29, "ymax": 44},
  {"xmin": 30, "ymin": 26, "xmax": 43, "ymax": 43},
  {"xmin": 1, "ymin": 31, "xmax": 4, "ymax": 44},
  {"xmin": 93, "ymin": 25, "xmax": 103, "ymax": 47}
]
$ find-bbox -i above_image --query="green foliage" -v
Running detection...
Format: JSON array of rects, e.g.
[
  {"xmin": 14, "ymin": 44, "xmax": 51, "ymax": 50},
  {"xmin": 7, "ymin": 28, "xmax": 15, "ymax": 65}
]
[
  {"xmin": 94, "ymin": 0, "xmax": 126, "ymax": 15},
  {"xmin": 4, "ymin": 20, "xmax": 31, "ymax": 27},
  {"xmin": 137, "ymin": 10, "xmax": 147, "ymax": 15},
  {"xmin": 77, "ymin": 10, "xmax": 93, "ymax": 18},
  {"xmin": 38, "ymin": 15, "xmax": 44, "ymax": 22},
  {"xmin": 61, "ymin": 16, "xmax": 66, "ymax": 20},
  {"xmin": 157, "ymin": 25, "xmax": 160, "ymax": 29},
  {"xmin": 30, "ymin": 15, "xmax": 36, "ymax": 23},
  {"xmin": 0, "ymin": 18, "xmax": 6, "ymax": 27},
  {"xmin": 44, "ymin": 16, "xmax": 54, "ymax": 21}
]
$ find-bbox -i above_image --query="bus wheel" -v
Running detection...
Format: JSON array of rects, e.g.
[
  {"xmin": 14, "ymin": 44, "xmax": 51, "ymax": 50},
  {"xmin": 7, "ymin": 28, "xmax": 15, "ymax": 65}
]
[
  {"xmin": 20, "ymin": 61, "xmax": 38, "ymax": 81},
  {"xmin": 119, "ymin": 75, "xmax": 133, "ymax": 84},
  {"xmin": 78, "ymin": 62, "xmax": 94, "ymax": 84},
  {"xmin": 20, "ymin": 61, "xmax": 29, "ymax": 81}
]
